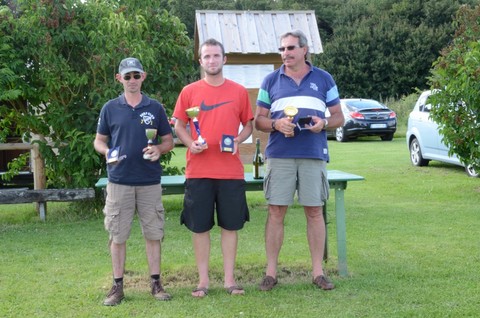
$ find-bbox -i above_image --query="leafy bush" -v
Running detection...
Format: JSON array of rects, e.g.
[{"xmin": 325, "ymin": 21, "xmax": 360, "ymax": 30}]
[
  {"xmin": 429, "ymin": 4, "xmax": 480, "ymax": 170},
  {"xmin": 0, "ymin": 0, "xmax": 195, "ymax": 187}
]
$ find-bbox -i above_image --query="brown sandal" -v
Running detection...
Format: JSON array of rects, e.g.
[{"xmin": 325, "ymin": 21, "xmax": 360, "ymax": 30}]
[
  {"xmin": 226, "ymin": 285, "xmax": 245, "ymax": 295},
  {"xmin": 191, "ymin": 287, "xmax": 208, "ymax": 298}
]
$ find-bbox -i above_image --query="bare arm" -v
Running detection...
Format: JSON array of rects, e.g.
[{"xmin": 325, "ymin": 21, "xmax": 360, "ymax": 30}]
[
  {"xmin": 324, "ymin": 103, "xmax": 344, "ymax": 129},
  {"xmin": 233, "ymin": 120, "xmax": 253, "ymax": 154},
  {"xmin": 254, "ymin": 106, "xmax": 273, "ymax": 132},
  {"xmin": 93, "ymin": 133, "xmax": 110, "ymax": 160},
  {"xmin": 156, "ymin": 133, "xmax": 174, "ymax": 155}
]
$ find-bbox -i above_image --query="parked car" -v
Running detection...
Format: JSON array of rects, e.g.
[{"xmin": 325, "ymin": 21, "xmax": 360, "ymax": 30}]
[
  {"xmin": 327, "ymin": 98, "xmax": 397, "ymax": 142},
  {"xmin": 406, "ymin": 90, "xmax": 478, "ymax": 177}
]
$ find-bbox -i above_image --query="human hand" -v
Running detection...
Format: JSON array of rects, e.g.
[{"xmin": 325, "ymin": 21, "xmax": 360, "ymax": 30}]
[
  {"xmin": 232, "ymin": 138, "xmax": 239, "ymax": 155},
  {"xmin": 308, "ymin": 116, "xmax": 328, "ymax": 133},
  {"xmin": 143, "ymin": 145, "xmax": 160, "ymax": 161},
  {"xmin": 277, "ymin": 117, "xmax": 296, "ymax": 137},
  {"xmin": 189, "ymin": 140, "xmax": 208, "ymax": 154}
]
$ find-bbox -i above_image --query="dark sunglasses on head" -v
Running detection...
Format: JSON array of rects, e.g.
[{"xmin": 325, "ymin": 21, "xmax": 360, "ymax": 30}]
[
  {"xmin": 123, "ymin": 73, "xmax": 142, "ymax": 81},
  {"xmin": 278, "ymin": 45, "xmax": 301, "ymax": 52}
]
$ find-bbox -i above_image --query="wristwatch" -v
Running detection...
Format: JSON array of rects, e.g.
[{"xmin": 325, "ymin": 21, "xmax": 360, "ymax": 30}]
[
  {"xmin": 323, "ymin": 119, "xmax": 329, "ymax": 129},
  {"xmin": 271, "ymin": 119, "xmax": 277, "ymax": 131}
]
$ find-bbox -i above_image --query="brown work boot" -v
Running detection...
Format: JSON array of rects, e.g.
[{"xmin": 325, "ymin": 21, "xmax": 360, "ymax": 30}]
[
  {"xmin": 151, "ymin": 279, "xmax": 172, "ymax": 301},
  {"xmin": 103, "ymin": 281, "xmax": 124, "ymax": 306},
  {"xmin": 312, "ymin": 275, "xmax": 335, "ymax": 290}
]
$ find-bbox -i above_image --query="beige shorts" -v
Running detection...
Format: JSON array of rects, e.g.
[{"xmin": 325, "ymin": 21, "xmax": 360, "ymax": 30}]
[
  {"xmin": 103, "ymin": 182, "xmax": 165, "ymax": 244},
  {"xmin": 264, "ymin": 158, "xmax": 329, "ymax": 206}
]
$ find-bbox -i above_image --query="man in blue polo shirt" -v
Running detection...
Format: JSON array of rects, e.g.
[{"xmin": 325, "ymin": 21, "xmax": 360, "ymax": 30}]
[
  {"xmin": 255, "ymin": 30, "xmax": 344, "ymax": 292},
  {"xmin": 94, "ymin": 57, "xmax": 174, "ymax": 305}
]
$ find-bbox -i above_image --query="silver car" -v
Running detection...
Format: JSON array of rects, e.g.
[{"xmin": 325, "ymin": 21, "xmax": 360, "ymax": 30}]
[{"xmin": 406, "ymin": 90, "xmax": 478, "ymax": 177}]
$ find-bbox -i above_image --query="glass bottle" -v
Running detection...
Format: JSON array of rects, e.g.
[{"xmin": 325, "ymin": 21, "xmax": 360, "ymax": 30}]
[{"xmin": 253, "ymin": 138, "xmax": 264, "ymax": 179}]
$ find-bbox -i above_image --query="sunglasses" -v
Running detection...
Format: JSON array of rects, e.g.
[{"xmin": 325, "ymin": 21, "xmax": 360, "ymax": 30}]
[
  {"xmin": 278, "ymin": 45, "xmax": 301, "ymax": 52},
  {"xmin": 123, "ymin": 73, "xmax": 142, "ymax": 81}
]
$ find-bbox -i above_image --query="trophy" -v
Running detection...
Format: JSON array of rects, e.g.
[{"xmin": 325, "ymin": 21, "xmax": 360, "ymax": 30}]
[
  {"xmin": 107, "ymin": 147, "xmax": 120, "ymax": 164},
  {"xmin": 143, "ymin": 128, "xmax": 157, "ymax": 160},
  {"xmin": 220, "ymin": 134, "xmax": 235, "ymax": 153},
  {"xmin": 186, "ymin": 106, "xmax": 207, "ymax": 147},
  {"xmin": 283, "ymin": 105, "xmax": 298, "ymax": 137}
]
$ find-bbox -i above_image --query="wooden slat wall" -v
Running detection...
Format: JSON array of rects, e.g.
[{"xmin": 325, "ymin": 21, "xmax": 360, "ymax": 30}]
[
  {"xmin": 195, "ymin": 10, "xmax": 323, "ymax": 59},
  {"xmin": 221, "ymin": 13, "xmax": 243, "ymax": 52}
]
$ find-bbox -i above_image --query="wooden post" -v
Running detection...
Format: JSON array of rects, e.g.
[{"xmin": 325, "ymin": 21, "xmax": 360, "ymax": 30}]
[
  {"xmin": 31, "ymin": 143, "xmax": 46, "ymax": 190},
  {"xmin": 31, "ymin": 143, "xmax": 47, "ymax": 215}
]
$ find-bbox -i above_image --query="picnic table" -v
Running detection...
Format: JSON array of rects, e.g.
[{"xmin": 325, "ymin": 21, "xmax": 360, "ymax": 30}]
[{"xmin": 95, "ymin": 170, "xmax": 364, "ymax": 277}]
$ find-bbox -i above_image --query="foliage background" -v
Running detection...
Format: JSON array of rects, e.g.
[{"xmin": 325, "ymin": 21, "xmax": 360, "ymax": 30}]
[
  {"xmin": 159, "ymin": 0, "xmax": 477, "ymax": 99},
  {"xmin": 429, "ymin": 5, "xmax": 480, "ymax": 171},
  {"xmin": 1, "ymin": 0, "xmax": 479, "ymax": 187},
  {"xmin": 0, "ymin": 0, "xmax": 195, "ymax": 187}
]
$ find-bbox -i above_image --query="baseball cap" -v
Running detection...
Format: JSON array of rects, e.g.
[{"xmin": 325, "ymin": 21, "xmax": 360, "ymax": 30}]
[{"xmin": 118, "ymin": 57, "xmax": 144, "ymax": 75}]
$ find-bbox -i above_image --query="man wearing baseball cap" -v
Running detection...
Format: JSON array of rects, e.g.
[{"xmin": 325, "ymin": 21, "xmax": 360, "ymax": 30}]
[
  {"xmin": 94, "ymin": 57, "xmax": 174, "ymax": 305},
  {"xmin": 118, "ymin": 57, "xmax": 145, "ymax": 75}
]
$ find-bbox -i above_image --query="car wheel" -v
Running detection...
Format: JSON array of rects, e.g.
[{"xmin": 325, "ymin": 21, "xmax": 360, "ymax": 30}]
[
  {"xmin": 465, "ymin": 164, "xmax": 479, "ymax": 177},
  {"xmin": 409, "ymin": 138, "xmax": 429, "ymax": 166},
  {"xmin": 381, "ymin": 133, "xmax": 394, "ymax": 141},
  {"xmin": 335, "ymin": 127, "xmax": 348, "ymax": 142}
]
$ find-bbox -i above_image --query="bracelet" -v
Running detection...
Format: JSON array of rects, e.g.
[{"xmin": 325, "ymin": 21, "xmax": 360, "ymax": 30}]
[{"xmin": 271, "ymin": 119, "xmax": 277, "ymax": 131}]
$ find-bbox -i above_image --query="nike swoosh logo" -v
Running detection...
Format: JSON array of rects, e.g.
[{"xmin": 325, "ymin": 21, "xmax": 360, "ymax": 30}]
[{"xmin": 200, "ymin": 100, "xmax": 232, "ymax": 111}]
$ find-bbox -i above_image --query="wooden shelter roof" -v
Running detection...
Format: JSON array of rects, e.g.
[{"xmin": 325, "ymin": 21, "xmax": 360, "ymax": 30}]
[{"xmin": 194, "ymin": 10, "xmax": 323, "ymax": 59}]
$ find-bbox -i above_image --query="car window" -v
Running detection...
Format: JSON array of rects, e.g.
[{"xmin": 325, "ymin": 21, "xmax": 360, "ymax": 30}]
[
  {"xmin": 347, "ymin": 100, "xmax": 386, "ymax": 109},
  {"xmin": 423, "ymin": 103, "xmax": 432, "ymax": 113}
]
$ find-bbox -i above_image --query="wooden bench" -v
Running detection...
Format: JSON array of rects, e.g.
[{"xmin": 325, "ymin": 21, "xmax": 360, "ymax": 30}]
[
  {"xmin": 96, "ymin": 170, "xmax": 364, "ymax": 277},
  {"xmin": 0, "ymin": 188, "xmax": 95, "ymax": 221}
]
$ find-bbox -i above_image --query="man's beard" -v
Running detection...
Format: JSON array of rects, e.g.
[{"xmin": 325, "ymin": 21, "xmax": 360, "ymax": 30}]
[{"xmin": 204, "ymin": 66, "xmax": 222, "ymax": 76}]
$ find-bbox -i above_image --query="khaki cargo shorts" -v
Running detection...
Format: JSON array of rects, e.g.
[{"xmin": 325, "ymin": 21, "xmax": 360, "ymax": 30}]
[
  {"xmin": 264, "ymin": 158, "xmax": 329, "ymax": 206},
  {"xmin": 103, "ymin": 182, "xmax": 165, "ymax": 244}
]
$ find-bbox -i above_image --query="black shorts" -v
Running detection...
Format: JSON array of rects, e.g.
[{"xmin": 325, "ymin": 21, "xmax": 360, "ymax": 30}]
[{"xmin": 181, "ymin": 178, "xmax": 250, "ymax": 233}]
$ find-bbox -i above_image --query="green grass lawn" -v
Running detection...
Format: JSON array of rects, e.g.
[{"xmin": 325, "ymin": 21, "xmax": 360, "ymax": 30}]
[{"xmin": 1, "ymin": 137, "xmax": 479, "ymax": 317}]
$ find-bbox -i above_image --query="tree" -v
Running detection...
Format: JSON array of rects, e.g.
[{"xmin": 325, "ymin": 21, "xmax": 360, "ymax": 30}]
[
  {"xmin": 159, "ymin": 0, "xmax": 277, "ymax": 38},
  {"xmin": 0, "ymin": 0, "xmax": 195, "ymax": 188},
  {"xmin": 428, "ymin": 4, "xmax": 480, "ymax": 171},
  {"xmin": 317, "ymin": 0, "xmax": 475, "ymax": 99},
  {"xmin": 159, "ymin": 0, "xmax": 476, "ymax": 100}
]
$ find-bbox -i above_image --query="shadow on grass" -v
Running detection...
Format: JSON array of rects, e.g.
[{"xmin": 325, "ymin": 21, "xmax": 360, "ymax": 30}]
[{"xmin": 108, "ymin": 262, "xmax": 338, "ymax": 294}]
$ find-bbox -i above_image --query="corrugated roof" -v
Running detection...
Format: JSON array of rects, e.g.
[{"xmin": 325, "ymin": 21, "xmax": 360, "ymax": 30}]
[{"xmin": 195, "ymin": 10, "xmax": 323, "ymax": 55}]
